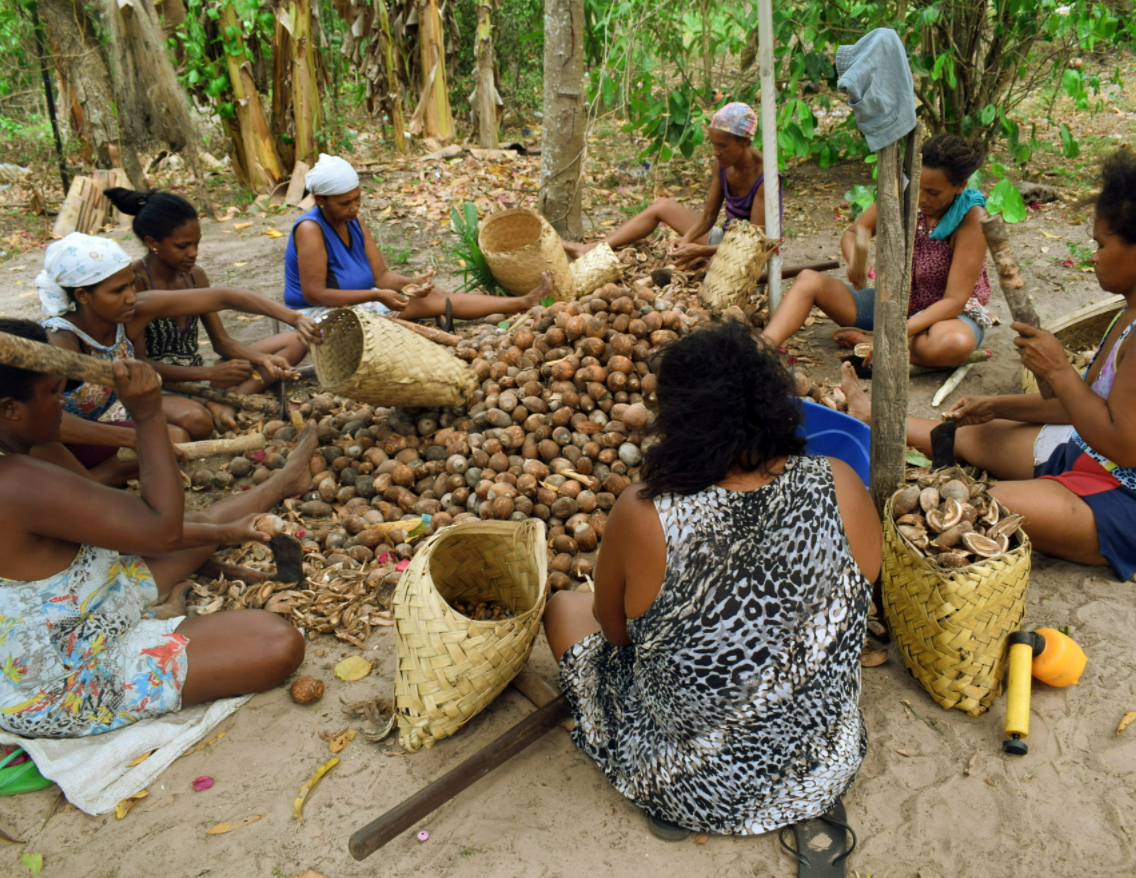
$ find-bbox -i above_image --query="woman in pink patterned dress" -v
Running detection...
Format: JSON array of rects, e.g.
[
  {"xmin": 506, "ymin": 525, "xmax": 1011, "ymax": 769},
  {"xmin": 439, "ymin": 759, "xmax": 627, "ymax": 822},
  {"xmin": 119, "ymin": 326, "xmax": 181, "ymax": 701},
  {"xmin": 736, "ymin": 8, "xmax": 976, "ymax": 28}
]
[{"xmin": 763, "ymin": 134, "xmax": 991, "ymax": 368}]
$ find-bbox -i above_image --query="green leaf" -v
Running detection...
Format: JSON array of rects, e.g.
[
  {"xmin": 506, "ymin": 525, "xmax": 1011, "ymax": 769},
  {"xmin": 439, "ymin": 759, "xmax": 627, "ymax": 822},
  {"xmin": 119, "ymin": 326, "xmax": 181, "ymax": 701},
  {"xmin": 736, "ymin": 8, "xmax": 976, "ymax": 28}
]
[
  {"xmin": 979, "ymin": 104, "xmax": 996, "ymax": 126},
  {"xmin": 988, "ymin": 179, "xmax": 1026, "ymax": 224},
  {"xmin": 541, "ymin": 296, "xmax": 555, "ymax": 308},
  {"xmin": 906, "ymin": 449, "xmax": 932, "ymax": 467},
  {"xmin": 22, "ymin": 853, "xmax": 43, "ymax": 876},
  {"xmin": 1059, "ymin": 124, "xmax": 1080, "ymax": 160}
]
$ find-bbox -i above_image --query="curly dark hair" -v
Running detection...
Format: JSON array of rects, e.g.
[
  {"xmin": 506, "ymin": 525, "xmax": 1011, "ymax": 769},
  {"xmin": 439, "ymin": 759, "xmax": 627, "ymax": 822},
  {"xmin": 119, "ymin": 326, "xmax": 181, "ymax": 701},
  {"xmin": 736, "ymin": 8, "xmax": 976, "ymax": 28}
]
[
  {"xmin": 921, "ymin": 134, "xmax": 985, "ymax": 187},
  {"xmin": 0, "ymin": 318, "xmax": 48, "ymax": 402},
  {"xmin": 638, "ymin": 320, "xmax": 806, "ymax": 498},
  {"xmin": 1097, "ymin": 148, "xmax": 1136, "ymax": 244},
  {"xmin": 105, "ymin": 187, "xmax": 199, "ymax": 244}
]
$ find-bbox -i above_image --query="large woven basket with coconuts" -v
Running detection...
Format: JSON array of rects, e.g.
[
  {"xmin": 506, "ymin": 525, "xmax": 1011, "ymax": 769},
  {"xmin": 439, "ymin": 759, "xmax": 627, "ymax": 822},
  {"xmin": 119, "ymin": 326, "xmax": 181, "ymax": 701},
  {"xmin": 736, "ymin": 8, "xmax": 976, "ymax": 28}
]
[
  {"xmin": 698, "ymin": 220, "xmax": 778, "ymax": 313},
  {"xmin": 1021, "ymin": 295, "xmax": 1125, "ymax": 394},
  {"xmin": 311, "ymin": 307, "xmax": 478, "ymax": 408},
  {"xmin": 569, "ymin": 242, "xmax": 623, "ymax": 298},
  {"xmin": 881, "ymin": 473, "xmax": 1031, "ymax": 717},
  {"xmin": 478, "ymin": 207, "xmax": 576, "ymax": 301},
  {"xmin": 392, "ymin": 518, "xmax": 548, "ymax": 751}
]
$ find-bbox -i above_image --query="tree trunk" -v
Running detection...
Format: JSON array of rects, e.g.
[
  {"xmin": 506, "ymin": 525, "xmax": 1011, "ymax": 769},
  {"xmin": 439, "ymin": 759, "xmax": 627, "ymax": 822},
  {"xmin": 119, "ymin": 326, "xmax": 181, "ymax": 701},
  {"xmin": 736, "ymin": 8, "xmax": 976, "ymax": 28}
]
[
  {"xmin": 473, "ymin": 0, "xmax": 499, "ymax": 148},
  {"xmin": 37, "ymin": 0, "xmax": 146, "ymax": 189},
  {"xmin": 538, "ymin": 0, "xmax": 585, "ymax": 238},
  {"xmin": 408, "ymin": 0, "xmax": 455, "ymax": 141},
  {"xmin": 273, "ymin": 0, "xmax": 324, "ymax": 169}
]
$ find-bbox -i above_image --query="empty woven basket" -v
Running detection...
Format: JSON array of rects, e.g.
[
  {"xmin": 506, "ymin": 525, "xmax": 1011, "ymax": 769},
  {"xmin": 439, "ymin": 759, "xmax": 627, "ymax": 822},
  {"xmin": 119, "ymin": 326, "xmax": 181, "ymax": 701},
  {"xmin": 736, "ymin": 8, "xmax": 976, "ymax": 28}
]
[
  {"xmin": 393, "ymin": 518, "xmax": 548, "ymax": 751},
  {"xmin": 478, "ymin": 208, "xmax": 575, "ymax": 301},
  {"xmin": 699, "ymin": 220, "xmax": 778, "ymax": 313},
  {"xmin": 881, "ymin": 496, "xmax": 1030, "ymax": 717},
  {"xmin": 569, "ymin": 242, "xmax": 623, "ymax": 298},
  {"xmin": 1021, "ymin": 295, "xmax": 1125, "ymax": 394},
  {"xmin": 311, "ymin": 307, "xmax": 478, "ymax": 407}
]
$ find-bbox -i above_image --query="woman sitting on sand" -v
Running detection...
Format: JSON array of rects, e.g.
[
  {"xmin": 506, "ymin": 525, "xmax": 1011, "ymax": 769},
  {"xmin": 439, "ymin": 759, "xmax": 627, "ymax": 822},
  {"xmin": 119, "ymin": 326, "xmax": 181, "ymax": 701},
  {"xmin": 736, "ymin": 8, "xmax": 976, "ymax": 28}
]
[
  {"xmin": 763, "ymin": 133, "xmax": 991, "ymax": 368},
  {"xmin": 38, "ymin": 233, "xmax": 319, "ymax": 484},
  {"xmin": 106, "ymin": 187, "xmax": 310, "ymax": 433},
  {"xmin": 842, "ymin": 148, "xmax": 1136, "ymax": 581},
  {"xmin": 561, "ymin": 102, "xmax": 782, "ymax": 266},
  {"xmin": 0, "ymin": 317, "xmax": 313, "ymax": 739},
  {"xmin": 285, "ymin": 154, "xmax": 549, "ymax": 321},
  {"xmin": 544, "ymin": 320, "xmax": 880, "ymax": 849}
]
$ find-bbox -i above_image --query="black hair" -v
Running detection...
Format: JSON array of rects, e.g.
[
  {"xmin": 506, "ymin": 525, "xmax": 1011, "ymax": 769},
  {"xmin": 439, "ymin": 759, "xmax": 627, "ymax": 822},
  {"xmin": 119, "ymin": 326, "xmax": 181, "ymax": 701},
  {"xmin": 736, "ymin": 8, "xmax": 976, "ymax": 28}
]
[
  {"xmin": 0, "ymin": 318, "xmax": 48, "ymax": 402},
  {"xmin": 921, "ymin": 134, "xmax": 985, "ymax": 187},
  {"xmin": 104, "ymin": 187, "xmax": 199, "ymax": 244},
  {"xmin": 1097, "ymin": 148, "xmax": 1136, "ymax": 245},
  {"xmin": 638, "ymin": 320, "xmax": 806, "ymax": 498}
]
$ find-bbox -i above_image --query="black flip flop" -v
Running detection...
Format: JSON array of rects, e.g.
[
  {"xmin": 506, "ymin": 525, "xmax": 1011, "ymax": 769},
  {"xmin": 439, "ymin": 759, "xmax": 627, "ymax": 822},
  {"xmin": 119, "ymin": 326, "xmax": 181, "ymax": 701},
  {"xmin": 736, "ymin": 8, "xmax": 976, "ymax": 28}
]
[
  {"xmin": 779, "ymin": 800, "xmax": 856, "ymax": 877},
  {"xmin": 643, "ymin": 810, "xmax": 691, "ymax": 842}
]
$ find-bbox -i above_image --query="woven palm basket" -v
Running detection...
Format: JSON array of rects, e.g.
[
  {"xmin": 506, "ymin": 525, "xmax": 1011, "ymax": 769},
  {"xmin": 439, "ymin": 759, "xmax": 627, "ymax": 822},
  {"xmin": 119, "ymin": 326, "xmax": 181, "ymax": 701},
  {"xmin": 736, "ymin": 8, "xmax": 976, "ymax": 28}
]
[
  {"xmin": 881, "ymin": 497, "xmax": 1031, "ymax": 717},
  {"xmin": 393, "ymin": 518, "xmax": 549, "ymax": 751},
  {"xmin": 1021, "ymin": 295, "xmax": 1125, "ymax": 393},
  {"xmin": 569, "ymin": 242, "xmax": 623, "ymax": 298},
  {"xmin": 478, "ymin": 208, "xmax": 575, "ymax": 300},
  {"xmin": 699, "ymin": 220, "xmax": 778, "ymax": 313},
  {"xmin": 311, "ymin": 307, "xmax": 478, "ymax": 408}
]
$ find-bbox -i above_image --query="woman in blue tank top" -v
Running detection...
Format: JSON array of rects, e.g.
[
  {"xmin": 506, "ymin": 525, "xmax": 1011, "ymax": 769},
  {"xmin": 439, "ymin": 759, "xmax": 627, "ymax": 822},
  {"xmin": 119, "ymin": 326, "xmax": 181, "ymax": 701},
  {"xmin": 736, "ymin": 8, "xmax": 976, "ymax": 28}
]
[
  {"xmin": 285, "ymin": 155, "xmax": 549, "ymax": 321},
  {"xmin": 561, "ymin": 103, "xmax": 783, "ymax": 267}
]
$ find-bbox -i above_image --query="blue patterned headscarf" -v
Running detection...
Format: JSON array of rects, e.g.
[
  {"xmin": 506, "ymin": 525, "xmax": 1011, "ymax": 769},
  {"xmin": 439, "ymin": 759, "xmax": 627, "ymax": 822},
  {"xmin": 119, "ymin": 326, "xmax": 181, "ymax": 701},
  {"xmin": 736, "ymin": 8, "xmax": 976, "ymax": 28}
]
[{"xmin": 35, "ymin": 233, "xmax": 134, "ymax": 318}]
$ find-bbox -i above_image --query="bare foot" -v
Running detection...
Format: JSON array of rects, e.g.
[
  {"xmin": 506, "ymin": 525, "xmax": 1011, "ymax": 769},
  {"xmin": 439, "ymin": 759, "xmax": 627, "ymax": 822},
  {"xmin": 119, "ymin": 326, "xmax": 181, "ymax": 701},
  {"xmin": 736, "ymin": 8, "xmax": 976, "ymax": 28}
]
[
  {"xmin": 517, "ymin": 270, "xmax": 554, "ymax": 309},
  {"xmin": 562, "ymin": 240, "xmax": 599, "ymax": 260},
  {"xmin": 841, "ymin": 361, "xmax": 872, "ymax": 425},
  {"xmin": 205, "ymin": 401, "xmax": 238, "ymax": 433},
  {"xmin": 153, "ymin": 580, "xmax": 192, "ymax": 620},
  {"xmin": 276, "ymin": 421, "xmax": 318, "ymax": 498}
]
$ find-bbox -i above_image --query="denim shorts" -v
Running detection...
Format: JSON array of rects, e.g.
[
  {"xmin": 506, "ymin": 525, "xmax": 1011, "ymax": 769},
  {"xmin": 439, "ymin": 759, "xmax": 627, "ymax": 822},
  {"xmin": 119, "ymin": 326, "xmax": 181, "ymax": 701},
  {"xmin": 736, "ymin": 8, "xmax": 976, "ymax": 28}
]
[{"xmin": 848, "ymin": 285, "xmax": 985, "ymax": 349}]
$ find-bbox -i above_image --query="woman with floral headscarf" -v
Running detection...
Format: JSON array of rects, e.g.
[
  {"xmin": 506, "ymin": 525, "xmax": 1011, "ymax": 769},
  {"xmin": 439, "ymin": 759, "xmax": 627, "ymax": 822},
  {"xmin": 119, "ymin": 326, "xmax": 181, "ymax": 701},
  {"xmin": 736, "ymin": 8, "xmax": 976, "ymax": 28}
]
[
  {"xmin": 562, "ymin": 102, "xmax": 783, "ymax": 266},
  {"xmin": 37, "ymin": 232, "xmax": 319, "ymax": 485}
]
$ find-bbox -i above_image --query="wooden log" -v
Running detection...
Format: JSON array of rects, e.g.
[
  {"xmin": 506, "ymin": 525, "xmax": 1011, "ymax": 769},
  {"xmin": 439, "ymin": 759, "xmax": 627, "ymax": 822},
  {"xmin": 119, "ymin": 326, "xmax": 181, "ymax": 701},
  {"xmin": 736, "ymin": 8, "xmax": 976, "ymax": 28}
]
[
  {"xmin": 117, "ymin": 432, "xmax": 266, "ymax": 463},
  {"xmin": 348, "ymin": 695, "xmax": 571, "ymax": 861},
  {"xmin": 165, "ymin": 381, "xmax": 281, "ymax": 414},
  {"xmin": 383, "ymin": 315, "xmax": 461, "ymax": 346},
  {"xmin": 981, "ymin": 213, "xmax": 1055, "ymax": 399},
  {"xmin": 0, "ymin": 329, "xmax": 128, "ymax": 385},
  {"xmin": 510, "ymin": 671, "xmax": 576, "ymax": 731},
  {"xmin": 52, "ymin": 175, "xmax": 87, "ymax": 237}
]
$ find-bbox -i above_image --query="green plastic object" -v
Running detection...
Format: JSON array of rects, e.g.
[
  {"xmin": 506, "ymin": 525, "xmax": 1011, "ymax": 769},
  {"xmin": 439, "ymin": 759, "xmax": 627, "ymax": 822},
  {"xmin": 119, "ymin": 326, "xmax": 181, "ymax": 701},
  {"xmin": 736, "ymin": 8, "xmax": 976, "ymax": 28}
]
[{"xmin": 0, "ymin": 748, "xmax": 55, "ymax": 797}]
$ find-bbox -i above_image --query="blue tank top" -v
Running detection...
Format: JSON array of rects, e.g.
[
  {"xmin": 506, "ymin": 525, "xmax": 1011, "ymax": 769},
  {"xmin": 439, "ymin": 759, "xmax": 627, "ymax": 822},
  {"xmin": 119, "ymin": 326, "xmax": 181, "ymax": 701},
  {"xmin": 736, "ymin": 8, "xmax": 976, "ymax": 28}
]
[{"xmin": 283, "ymin": 207, "xmax": 375, "ymax": 308}]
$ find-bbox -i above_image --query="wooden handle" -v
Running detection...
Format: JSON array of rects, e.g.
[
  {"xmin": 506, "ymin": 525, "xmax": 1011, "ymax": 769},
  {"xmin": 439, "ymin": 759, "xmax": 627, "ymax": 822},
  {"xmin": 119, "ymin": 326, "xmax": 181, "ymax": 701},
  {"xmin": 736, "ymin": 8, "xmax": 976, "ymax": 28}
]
[
  {"xmin": 165, "ymin": 381, "xmax": 280, "ymax": 415},
  {"xmin": 348, "ymin": 695, "xmax": 571, "ymax": 861},
  {"xmin": 117, "ymin": 432, "xmax": 266, "ymax": 462},
  {"xmin": 383, "ymin": 315, "xmax": 460, "ymax": 346},
  {"xmin": 0, "ymin": 329, "xmax": 128, "ymax": 386},
  {"xmin": 758, "ymin": 259, "xmax": 840, "ymax": 284},
  {"xmin": 980, "ymin": 214, "xmax": 1055, "ymax": 399}
]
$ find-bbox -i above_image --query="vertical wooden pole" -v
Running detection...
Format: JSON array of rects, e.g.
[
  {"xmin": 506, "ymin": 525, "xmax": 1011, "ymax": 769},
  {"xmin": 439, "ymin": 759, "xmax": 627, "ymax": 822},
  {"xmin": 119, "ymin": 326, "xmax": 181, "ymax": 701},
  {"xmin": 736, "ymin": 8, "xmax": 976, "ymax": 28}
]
[{"xmin": 756, "ymin": 0, "xmax": 782, "ymax": 311}]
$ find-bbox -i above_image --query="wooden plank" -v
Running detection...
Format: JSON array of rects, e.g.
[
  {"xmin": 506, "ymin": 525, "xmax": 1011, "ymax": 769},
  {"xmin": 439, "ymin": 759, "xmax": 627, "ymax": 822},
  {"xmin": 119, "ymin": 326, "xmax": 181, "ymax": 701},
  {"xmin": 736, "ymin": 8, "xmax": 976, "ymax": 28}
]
[
  {"xmin": 285, "ymin": 160, "xmax": 309, "ymax": 206},
  {"xmin": 52, "ymin": 175, "xmax": 87, "ymax": 237}
]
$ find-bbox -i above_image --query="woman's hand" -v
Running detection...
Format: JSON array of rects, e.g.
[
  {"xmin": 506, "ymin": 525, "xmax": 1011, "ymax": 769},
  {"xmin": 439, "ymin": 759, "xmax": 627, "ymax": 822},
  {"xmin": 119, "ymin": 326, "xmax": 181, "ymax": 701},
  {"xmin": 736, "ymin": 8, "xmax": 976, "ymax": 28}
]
[
  {"xmin": 225, "ymin": 512, "xmax": 274, "ymax": 545},
  {"xmin": 257, "ymin": 354, "xmax": 298, "ymax": 383},
  {"xmin": 406, "ymin": 268, "xmax": 436, "ymax": 297},
  {"xmin": 374, "ymin": 288, "xmax": 409, "ymax": 311},
  {"xmin": 293, "ymin": 313, "xmax": 322, "ymax": 346},
  {"xmin": 669, "ymin": 241, "xmax": 709, "ymax": 267},
  {"xmin": 209, "ymin": 359, "xmax": 255, "ymax": 388},
  {"xmin": 114, "ymin": 359, "xmax": 165, "ymax": 422},
  {"xmin": 945, "ymin": 395, "xmax": 998, "ymax": 426},
  {"xmin": 1012, "ymin": 322, "xmax": 1070, "ymax": 382}
]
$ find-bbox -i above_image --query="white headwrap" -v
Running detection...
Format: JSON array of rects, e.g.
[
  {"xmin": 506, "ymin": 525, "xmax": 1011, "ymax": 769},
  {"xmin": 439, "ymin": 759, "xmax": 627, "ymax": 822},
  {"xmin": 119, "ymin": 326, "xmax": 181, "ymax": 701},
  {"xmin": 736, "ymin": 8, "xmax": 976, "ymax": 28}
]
[
  {"xmin": 36, "ymin": 233, "xmax": 134, "ymax": 318},
  {"xmin": 305, "ymin": 153, "xmax": 360, "ymax": 197}
]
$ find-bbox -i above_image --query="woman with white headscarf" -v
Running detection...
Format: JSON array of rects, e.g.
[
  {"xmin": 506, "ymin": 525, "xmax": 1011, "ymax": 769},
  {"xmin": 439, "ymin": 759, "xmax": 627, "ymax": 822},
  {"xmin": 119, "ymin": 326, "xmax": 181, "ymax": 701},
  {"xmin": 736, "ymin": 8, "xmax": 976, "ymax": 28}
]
[
  {"xmin": 284, "ymin": 154, "xmax": 550, "ymax": 323},
  {"xmin": 37, "ymin": 232, "xmax": 319, "ymax": 485}
]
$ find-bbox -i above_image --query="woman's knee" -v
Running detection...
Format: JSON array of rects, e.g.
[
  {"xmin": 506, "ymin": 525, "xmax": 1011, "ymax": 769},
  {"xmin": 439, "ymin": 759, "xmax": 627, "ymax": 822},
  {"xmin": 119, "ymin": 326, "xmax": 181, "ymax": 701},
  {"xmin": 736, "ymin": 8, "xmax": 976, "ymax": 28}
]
[
  {"xmin": 173, "ymin": 405, "xmax": 214, "ymax": 441},
  {"xmin": 259, "ymin": 615, "xmax": 306, "ymax": 679}
]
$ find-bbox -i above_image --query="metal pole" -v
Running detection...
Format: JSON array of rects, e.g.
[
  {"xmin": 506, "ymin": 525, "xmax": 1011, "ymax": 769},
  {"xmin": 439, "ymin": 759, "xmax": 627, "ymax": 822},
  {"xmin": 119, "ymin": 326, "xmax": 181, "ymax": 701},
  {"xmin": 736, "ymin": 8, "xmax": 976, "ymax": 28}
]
[{"xmin": 757, "ymin": 0, "xmax": 782, "ymax": 313}]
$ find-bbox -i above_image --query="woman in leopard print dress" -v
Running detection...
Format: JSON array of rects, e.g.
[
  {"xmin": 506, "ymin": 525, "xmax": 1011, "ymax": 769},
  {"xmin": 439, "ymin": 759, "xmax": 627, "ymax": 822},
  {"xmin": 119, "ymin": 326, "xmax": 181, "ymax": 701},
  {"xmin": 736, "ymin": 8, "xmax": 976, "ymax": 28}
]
[{"xmin": 545, "ymin": 320, "xmax": 881, "ymax": 837}]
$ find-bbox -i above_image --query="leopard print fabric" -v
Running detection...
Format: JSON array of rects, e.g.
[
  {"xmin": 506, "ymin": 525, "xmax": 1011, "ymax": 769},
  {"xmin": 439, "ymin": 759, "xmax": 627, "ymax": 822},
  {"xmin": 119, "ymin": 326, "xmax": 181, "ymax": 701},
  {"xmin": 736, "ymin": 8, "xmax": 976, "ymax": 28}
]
[{"xmin": 559, "ymin": 456, "xmax": 870, "ymax": 834}]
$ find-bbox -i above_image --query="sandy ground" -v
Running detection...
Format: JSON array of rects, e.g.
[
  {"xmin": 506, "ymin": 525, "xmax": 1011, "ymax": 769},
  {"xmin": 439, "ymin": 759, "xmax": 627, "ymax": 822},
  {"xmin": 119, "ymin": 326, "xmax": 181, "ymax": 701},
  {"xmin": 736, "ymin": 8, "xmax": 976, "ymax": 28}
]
[{"xmin": 2, "ymin": 171, "xmax": 1135, "ymax": 878}]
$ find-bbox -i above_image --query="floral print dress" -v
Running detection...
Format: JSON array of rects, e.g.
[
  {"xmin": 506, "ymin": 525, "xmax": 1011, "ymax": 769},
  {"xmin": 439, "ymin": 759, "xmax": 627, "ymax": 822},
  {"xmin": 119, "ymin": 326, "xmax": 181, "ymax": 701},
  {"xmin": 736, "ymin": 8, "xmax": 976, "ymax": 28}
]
[{"xmin": 0, "ymin": 546, "xmax": 188, "ymax": 739}]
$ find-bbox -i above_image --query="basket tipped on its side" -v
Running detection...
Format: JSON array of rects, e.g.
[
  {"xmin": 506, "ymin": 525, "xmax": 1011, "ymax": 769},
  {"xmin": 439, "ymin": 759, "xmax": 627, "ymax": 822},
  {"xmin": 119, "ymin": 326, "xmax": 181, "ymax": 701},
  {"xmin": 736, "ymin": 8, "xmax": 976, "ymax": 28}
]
[{"xmin": 478, "ymin": 208, "xmax": 575, "ymax": 301}]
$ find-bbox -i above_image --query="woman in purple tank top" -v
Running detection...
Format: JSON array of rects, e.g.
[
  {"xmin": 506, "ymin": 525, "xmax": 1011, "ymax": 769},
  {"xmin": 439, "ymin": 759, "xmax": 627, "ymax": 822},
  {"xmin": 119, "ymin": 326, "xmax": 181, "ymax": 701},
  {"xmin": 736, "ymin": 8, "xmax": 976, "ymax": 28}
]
[{"xmin": 562, "ymin": 103, "xmax": 783, "ymax": 267}]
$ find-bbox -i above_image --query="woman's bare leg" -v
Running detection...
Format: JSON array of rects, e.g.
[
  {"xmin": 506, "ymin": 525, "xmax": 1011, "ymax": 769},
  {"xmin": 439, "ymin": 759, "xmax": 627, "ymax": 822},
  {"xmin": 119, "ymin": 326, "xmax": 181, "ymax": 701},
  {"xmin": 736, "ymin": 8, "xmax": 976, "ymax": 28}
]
[
  {"xmin": 142, "ymin": 422, "xmax": 317, "ymax": 593},
  {"xmin": 544, "ymin": 590, "xmax": 602, "ymax": 662},
  {"xmin": 909, "ymin": 319, "xmax": 978, "ymax": 368},
  {"xmin": 162, "ymin": 395, "xmax": 214, "ymax": 441},
  {"xmin": 989, "ymin": 479, "xmax": 1108, "ymax": 567},
  {"xmin": 906, "ymin": 416, "xmax": 1041, "ymax": 481},
  {"xmin": 762, "ymin": 270, "xmax": 860, "ymax": 348},
  {"xmin": 399, "ymin": 272, "xmax": 553, "ymax": 321},
  {"xmin": 562, "ymin": 198, "xmax": 704, "ymax": 259}
]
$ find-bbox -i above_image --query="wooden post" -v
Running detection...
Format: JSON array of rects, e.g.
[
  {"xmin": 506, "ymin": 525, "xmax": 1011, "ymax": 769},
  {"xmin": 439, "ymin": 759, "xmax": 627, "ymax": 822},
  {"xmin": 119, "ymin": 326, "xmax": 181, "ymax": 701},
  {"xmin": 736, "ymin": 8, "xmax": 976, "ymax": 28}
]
[{"xmin": 757, "ymin": 0, "xmax": 782, "ymax": 312}]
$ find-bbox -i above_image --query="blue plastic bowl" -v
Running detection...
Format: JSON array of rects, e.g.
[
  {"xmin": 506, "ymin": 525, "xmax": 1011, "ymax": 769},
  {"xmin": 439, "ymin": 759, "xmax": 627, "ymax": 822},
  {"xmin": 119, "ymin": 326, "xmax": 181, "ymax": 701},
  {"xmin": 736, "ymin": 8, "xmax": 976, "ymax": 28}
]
[{"xmin": 798, "ymin": 398, "xmax": 871, "ymax": 487}]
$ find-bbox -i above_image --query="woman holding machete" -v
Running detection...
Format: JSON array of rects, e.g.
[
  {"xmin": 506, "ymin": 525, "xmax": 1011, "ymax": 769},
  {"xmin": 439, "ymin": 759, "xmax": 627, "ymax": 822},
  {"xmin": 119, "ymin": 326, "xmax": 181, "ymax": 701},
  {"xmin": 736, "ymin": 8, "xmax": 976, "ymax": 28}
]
[
  {"xmin": 0, "ymin": 318, "xmax": 315, "ymax": 738},
  {"xmin": 542, "ymin": 320, "xmax": 879, "ymax": 858},
  {"xmin": 106, "ymin": 186, "xmax": 314, "ymax": 434},
  {"xmin": 36, "ymin": 232, "xmax": 320, "ymax": 485}
]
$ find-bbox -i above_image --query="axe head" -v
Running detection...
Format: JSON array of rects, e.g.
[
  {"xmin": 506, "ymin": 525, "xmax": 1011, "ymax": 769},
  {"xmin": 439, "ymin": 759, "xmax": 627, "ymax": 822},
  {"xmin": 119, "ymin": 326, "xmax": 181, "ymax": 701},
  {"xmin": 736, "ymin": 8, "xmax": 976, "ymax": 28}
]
[{"xmin": 269, "ymin": 533, "xmax": 304, "ymax": 584}]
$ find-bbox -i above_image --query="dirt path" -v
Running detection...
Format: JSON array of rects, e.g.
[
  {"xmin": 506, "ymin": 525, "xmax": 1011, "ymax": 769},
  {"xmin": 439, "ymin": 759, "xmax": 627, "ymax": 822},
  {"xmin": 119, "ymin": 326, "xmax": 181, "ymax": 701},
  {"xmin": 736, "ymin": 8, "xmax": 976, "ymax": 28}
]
[{"xmin": 2, "ymin": 161, "xmax": 1134, "ymax": 878}]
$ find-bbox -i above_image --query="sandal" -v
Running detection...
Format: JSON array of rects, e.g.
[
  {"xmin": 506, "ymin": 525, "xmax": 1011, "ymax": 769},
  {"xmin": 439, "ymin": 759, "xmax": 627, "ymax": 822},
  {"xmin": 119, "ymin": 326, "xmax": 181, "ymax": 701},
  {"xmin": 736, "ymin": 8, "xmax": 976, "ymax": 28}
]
[
  {"xmin": 644, "ymin": 810, "xmax": 691, "ymax": 842},
  {"xmin": 0, "ymin": 748, "xmax": 54, "ymax": 797},
  {"xmin": 832, "ymin": 328, "xmax": 871, "ymax": 350},
  {"xmin": 779, "ymin": 800, "xmax": 857, "ymax": 876}
]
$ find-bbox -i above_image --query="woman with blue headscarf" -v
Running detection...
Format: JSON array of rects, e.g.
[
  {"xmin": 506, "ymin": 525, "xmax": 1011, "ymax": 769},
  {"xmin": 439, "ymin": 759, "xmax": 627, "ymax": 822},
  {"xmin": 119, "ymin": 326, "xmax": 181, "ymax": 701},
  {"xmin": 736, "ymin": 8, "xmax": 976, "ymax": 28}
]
[{"xmin": 763, "ymin": 133, "xmax": 992, "ymax": 368}]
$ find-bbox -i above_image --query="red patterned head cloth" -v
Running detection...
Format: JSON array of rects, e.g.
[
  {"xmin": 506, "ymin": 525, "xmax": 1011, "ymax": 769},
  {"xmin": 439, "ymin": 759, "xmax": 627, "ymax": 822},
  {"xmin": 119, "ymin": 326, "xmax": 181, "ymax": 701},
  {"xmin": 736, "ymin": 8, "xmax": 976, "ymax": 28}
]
[{"xmin": 709, "ymin": 102, "xmax": 758, "ymax": 140}]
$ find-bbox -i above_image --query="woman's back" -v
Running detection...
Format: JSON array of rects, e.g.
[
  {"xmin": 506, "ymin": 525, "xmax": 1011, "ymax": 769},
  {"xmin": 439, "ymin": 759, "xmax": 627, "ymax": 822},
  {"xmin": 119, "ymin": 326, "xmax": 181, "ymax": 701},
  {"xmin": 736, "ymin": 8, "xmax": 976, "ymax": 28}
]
[{"xmin": 562, "ymin": 455, "xmax": 870, "ymax": 834}]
